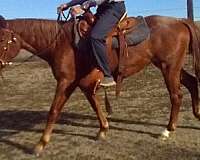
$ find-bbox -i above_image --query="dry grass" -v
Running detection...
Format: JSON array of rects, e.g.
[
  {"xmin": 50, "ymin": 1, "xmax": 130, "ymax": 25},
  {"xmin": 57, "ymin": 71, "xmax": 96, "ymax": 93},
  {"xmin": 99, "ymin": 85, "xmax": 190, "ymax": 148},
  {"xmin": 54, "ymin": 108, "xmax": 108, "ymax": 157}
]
[{"xmin": 0, "ymin": 58, "xmax": 199, "ymax": 160}]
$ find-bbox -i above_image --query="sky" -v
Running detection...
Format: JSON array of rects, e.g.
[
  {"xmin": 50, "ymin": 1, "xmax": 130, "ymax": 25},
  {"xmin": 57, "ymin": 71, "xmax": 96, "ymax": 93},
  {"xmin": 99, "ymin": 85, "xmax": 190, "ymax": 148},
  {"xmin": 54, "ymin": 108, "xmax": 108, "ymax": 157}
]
[{"xmin": 0, "ymin": 0, "xmax": 200, "ymax": 20}]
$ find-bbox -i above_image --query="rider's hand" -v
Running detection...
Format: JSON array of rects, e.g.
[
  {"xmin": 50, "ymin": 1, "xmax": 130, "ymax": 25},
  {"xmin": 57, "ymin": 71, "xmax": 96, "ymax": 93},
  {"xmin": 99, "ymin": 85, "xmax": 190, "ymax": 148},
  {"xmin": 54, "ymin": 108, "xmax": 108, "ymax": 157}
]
[
  {"xmin": 81, "ymin": 0, "xmax": 96, "ymax": 10},
  {"xmin": 57, "ymin": 3, "xmax": 68, "ymax": 14},
  {"xmin": 70, "ymin": 6, "xmax": 85, "ymax": 17},
  {"xmin": 81, "ymin": 1, "xmax": 90, "ymax": 10}
]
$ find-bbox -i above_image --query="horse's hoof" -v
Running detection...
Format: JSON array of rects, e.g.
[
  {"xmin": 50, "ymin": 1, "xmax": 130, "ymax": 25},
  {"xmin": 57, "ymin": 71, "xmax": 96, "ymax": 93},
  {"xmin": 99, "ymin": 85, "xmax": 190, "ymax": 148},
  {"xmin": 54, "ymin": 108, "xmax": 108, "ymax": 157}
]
[
  {"xmin": 96, "ymin": 130, "xmax": 107, "ymax": 141},
  {"xmin": 159, "ymin": 134, "xmax": 168, "ymax": 141},
  {"xmin": 159, "ymin": 129, "xmax": 170, "ymax": 141},
  {"xmin": 34, "ymin": 142, "xmax": 44, "ymax": 157}
]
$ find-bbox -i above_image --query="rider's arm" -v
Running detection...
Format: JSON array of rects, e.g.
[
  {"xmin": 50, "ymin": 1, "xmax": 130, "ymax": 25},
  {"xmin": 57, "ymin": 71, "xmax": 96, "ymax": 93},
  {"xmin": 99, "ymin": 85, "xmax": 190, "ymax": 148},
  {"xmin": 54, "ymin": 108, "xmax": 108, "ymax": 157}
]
[
  {"xmin": 66, "ymin": 0, "xmax": 88, "ymax": 8},
  {"xmin": 95, "ymin": 0, "xmax": 125, "ymax": 5},
  {"xmin": 82, "ymin": 0, "xmax": 124, "ymax": 7},
  {"xmin": 81, "ymin": 0, "xmax": 107, "ymax": 10},
  {"xmin": 95, "ymin": 0, "xmax": 107, "ymax": 5},
  {"xmin": 65, "ymin": 0, "xmax": 119, "ymax": 10}
]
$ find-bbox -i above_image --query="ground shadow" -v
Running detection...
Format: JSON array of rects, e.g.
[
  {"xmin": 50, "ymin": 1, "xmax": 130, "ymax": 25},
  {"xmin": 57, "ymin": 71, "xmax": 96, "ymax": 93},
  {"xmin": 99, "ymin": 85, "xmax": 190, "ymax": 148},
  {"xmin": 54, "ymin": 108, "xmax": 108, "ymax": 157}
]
[{"xmin": 0, "ymin": 110, "xmax": 199, "ymax": 153}]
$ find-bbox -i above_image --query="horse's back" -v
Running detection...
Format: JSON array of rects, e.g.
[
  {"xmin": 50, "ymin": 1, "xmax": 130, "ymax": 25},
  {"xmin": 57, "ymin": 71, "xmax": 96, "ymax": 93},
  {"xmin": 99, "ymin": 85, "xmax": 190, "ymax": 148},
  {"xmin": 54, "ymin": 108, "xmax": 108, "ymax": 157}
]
[
  {"xmin": 145, "ymin": 15, "xmax": 190, "ymax": 43},
  {"xmin": 145, "ymin": 15, "xmax": 185, "ymax": 29}
]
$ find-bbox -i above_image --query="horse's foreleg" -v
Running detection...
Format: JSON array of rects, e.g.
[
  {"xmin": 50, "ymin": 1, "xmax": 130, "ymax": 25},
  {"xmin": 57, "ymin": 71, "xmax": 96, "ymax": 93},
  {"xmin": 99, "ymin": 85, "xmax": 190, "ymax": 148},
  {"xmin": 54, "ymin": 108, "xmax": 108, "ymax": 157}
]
[
  {"xmin": 82, "ymin": 89, "xmax": 109, "ymax": 140},
  {"xmin": 34, "ymin": 79, "xmax": 75, "ymax": 156},
  {"xmin": 161, "ymin": 67, "xmax": 183, "ymax": 139},
  {"xmin": 180, "ymin": 69, "xmax": 200, "ymax": 119}
]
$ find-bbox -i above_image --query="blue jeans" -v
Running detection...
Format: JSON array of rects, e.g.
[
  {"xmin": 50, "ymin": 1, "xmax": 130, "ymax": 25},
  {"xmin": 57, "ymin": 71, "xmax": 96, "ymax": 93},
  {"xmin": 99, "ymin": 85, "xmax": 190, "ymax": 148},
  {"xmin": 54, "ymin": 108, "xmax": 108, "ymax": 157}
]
[{"xmin": 89, "ymin": 2, "xmax": 126, "ymax": 77}]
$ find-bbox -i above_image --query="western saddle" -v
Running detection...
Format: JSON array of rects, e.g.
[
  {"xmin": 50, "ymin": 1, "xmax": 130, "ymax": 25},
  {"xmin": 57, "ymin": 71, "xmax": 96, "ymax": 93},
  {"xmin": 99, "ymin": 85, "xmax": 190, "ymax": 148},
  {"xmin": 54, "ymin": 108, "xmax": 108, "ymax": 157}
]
[
  {"xmin": 76, "ymin": 11, "xmax": 143, "ymax": 94},
  {"xmin": 73, "ymin": 10, "xmax": 149, "ymax": 95}
]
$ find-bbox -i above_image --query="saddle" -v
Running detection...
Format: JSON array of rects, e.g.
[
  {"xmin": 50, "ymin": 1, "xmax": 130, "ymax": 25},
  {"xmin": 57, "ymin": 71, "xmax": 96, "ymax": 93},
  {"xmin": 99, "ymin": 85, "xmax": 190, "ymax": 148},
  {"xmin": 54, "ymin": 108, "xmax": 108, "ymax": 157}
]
[
  {"xmin": 74, "ymin": 11, "xmax": 150, "ymax": 95},
  {"xmin": 76, "ymin": 11, "xmax": 150, "ymax": 47}
]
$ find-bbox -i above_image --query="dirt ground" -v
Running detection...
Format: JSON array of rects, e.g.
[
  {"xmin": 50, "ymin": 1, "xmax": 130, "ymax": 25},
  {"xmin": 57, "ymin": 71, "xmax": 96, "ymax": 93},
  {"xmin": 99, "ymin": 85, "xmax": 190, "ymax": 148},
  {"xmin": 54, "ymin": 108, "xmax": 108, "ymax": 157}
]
[{"xmin": 0, "ymin": 57, "xmax": 200, "ymax": 160}]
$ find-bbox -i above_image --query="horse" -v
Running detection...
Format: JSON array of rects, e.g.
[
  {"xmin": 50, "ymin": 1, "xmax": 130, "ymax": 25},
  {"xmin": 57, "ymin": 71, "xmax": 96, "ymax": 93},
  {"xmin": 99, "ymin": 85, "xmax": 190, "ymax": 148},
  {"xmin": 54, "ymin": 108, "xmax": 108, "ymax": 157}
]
[{"xmin": 0, "ymin": 13, "xmax": 200, "ymax": 155}]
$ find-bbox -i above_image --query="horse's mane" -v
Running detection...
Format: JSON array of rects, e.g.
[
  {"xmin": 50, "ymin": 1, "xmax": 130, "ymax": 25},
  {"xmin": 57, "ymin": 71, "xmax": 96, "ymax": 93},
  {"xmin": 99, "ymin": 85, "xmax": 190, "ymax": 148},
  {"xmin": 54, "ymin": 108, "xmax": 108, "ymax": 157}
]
[{"xmin": 0, "ymin": 16, "xmax": 73, "ymax": 48}]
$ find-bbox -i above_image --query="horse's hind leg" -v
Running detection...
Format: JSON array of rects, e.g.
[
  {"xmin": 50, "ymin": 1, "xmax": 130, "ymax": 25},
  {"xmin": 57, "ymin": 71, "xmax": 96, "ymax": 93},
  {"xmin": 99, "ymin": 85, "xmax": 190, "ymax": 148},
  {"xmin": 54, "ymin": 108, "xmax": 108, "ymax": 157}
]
[
  {"xmin": 160, "ymin": 66, "xmax": 183, "ymax": 139},
  {"xmin": 81, "ymin": 88, "xmax": 109, "ymax": 140},
  {"xmin": 180, "ymin": 69, "xmax": 200, "ymax": 119},
  {"xmin": 34, "ymin": 80, "xmax": 76, "ymax": 156}
]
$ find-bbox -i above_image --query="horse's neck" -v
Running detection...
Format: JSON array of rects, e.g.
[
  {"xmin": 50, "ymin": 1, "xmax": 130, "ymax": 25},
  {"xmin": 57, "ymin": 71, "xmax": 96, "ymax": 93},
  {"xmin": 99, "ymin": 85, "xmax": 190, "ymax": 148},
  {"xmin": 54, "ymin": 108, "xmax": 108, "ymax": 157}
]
[{"xmin": 6, "ymin": 19, "xmax": 73, "ymax": 57}]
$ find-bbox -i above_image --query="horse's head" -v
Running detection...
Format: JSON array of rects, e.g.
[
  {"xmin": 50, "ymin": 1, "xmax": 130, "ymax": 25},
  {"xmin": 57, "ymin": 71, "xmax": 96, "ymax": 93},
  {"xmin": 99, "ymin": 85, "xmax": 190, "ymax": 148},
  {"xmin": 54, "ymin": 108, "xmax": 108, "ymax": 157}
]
[{"xmin": 0, "ymin": 28, "xmax": 21, "ymax": 68}]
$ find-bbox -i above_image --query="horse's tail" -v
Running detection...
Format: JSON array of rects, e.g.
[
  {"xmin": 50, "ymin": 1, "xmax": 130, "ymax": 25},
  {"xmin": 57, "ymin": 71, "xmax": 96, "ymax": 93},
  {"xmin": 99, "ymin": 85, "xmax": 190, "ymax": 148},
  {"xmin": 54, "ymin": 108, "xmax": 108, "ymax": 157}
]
[{"xmin": 182, "ymin": 19, "xmax": 200, "ymax": 80}]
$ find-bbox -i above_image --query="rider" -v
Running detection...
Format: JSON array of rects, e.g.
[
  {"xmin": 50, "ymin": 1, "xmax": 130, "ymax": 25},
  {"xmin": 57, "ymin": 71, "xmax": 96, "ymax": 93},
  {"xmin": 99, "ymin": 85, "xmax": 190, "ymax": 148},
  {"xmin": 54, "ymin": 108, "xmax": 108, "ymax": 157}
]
[{"xmin": 58, "ymin": 0, "xmax": 126, "ymax": 87}]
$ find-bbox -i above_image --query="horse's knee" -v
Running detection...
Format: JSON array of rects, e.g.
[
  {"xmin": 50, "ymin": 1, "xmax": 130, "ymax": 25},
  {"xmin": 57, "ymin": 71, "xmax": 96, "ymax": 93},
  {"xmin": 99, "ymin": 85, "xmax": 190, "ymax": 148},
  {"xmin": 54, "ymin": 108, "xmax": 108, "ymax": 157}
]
[{"xmin": 170, "ymin": 92, "xmax": 182, "ymax": 105}]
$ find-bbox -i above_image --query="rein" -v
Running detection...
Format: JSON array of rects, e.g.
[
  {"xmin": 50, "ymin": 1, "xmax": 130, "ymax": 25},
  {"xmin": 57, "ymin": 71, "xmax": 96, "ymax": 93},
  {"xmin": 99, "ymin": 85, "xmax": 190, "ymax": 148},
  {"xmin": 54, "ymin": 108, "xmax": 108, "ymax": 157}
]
[
  {"xmin": 11, "ymin": 10, "xmax": 71, "ymax": 66},
  {"xmin": 57, "ymin": 10, "xmax": 71, "ymax": 21}
]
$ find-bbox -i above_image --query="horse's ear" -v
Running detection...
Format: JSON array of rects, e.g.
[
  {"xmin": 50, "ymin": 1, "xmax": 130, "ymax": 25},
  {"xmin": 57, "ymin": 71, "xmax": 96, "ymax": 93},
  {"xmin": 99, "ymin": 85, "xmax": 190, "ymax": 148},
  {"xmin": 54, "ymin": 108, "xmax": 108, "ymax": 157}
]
[{"xmin": 0, "ymin": 15, "xmax": 7, "ymax": 28}]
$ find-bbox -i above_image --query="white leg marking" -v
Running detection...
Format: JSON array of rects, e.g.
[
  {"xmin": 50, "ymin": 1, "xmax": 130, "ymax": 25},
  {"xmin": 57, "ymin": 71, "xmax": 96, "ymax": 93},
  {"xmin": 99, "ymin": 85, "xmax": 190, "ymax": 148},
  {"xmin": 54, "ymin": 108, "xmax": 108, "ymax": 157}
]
[{"xmin": 161, "ymin": 128, "xmax": 170, "ymax": 138}]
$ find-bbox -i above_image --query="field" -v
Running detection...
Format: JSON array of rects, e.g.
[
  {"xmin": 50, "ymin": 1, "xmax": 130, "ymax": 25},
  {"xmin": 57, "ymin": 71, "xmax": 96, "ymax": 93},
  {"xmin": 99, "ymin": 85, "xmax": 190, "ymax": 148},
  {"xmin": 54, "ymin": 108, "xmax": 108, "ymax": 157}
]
[{"xmin": 0, "ymin": 55, "xmax": 200, "ymax": 160}]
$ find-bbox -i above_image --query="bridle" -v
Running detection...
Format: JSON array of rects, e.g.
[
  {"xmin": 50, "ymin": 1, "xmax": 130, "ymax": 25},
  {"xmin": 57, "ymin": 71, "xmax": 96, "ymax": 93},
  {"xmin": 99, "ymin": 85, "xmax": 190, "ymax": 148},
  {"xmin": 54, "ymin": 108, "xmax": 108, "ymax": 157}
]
[
  {"xmin": 0, "ymin": 10, "xmax": 71, "ymax": 68},
  {"xmin": 0, "ymin": 29, "xmax": 17, "ymax": 67},
  {"xmin": 0, "ymin": 29, "xmax": 18, "ymax": 81}
]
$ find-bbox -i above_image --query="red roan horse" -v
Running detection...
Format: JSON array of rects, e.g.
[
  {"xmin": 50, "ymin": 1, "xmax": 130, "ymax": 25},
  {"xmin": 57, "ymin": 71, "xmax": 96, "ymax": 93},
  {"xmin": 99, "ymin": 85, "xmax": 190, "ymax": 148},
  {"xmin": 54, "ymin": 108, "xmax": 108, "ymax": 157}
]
[{"xmin": 0, "ymin": 13, "xmax": 200, "ymax": 155}]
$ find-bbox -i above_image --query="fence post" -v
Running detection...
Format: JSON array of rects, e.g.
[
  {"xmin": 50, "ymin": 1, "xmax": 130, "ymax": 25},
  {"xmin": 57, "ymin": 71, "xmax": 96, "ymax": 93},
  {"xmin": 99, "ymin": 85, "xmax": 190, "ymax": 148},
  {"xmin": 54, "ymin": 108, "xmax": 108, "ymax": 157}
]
[{"xmin": 187, "ymin": 0, "xmax": 194, "ymax": 21}]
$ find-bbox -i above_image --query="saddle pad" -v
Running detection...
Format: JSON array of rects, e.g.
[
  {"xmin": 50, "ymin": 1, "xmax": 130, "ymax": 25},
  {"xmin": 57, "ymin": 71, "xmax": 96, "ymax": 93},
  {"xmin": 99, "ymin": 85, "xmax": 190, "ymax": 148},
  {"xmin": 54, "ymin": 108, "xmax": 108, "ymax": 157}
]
[{"xmin": 112, "ymin": 16, "xmax": 150, "ymax": 48}]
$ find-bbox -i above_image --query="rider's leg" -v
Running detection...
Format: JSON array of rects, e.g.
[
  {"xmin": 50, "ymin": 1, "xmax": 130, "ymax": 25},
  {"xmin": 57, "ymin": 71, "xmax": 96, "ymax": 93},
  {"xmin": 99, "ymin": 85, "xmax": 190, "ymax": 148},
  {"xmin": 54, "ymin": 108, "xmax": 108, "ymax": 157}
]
[{"xmin": 89, "ymin": 2, "xmax": 126, "ymax": 87}]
